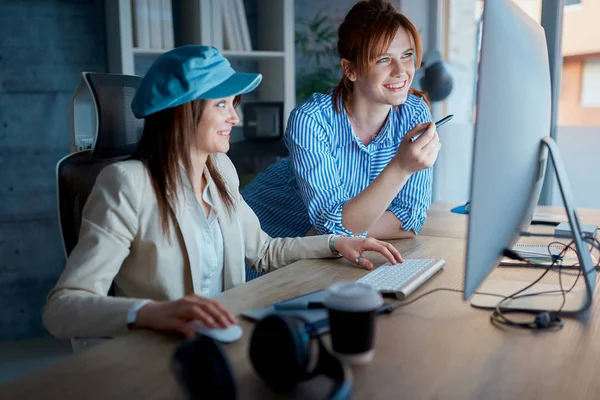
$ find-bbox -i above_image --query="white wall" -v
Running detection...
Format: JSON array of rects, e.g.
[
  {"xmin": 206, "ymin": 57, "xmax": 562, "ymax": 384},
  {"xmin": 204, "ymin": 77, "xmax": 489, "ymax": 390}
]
[
  {"xmin": 553, "ymin": 127, "xmax": 600, "ymax": 209},
  {"xmin": 398, "ymin": 0, "xmax": 434, "ymax": 52},
  {"xmin": 581, "ymin": 57, "xmax": 600, "ymax": 107},
  {"xmin": 434, "ymin": 123, "xmax": 474, "ymax": 202},
  {"xmin": 430, "ymin": 124, "xmax": 600, "ymax": 209},
  {"xmin": 433, "ymin": 0, "xmax": 477, "ymax": 202}
]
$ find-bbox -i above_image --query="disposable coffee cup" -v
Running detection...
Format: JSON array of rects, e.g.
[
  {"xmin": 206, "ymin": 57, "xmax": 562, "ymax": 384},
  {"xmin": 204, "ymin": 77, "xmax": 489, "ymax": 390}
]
[{"xmin": 323, "ymin": 281, "xmax": 383, "ymax": 365}]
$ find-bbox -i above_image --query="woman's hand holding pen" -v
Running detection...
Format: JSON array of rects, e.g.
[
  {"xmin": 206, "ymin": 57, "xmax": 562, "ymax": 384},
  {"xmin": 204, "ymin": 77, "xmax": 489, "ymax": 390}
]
[
  {"xmin": 338, "ymin": 122, "xmax": 440, "ymax": 236},
  {"xmin": 335, "ymin": 236, "xmax": 404, "ymax": 270},
  {"xmin": 134, "ymin": 295, "xmax": 236, "ymax": 338},
  {"xmin": 391, "ymin": 122, "xmax": 441, "ymax": 175}
]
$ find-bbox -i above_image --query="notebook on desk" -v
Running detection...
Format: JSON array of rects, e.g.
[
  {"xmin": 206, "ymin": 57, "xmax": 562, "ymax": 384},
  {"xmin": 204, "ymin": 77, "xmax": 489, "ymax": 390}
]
[
  {"xmin": 554, "ymin": 222, "xmax": 598, "ymax": 239},
  {"xmin": 241, "ymin": 290, "xmax": 330, "ymax": 333},
  {"xmin": 500, "ymin": 243, "xmax": 600, "ymax": 268}
]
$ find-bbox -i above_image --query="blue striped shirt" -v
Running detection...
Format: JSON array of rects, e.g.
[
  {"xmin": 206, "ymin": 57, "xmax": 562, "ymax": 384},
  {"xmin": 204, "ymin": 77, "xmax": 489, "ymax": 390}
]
[{"xmin": 241, "ymin": 91, "xmax": 433, "ymax": 239}]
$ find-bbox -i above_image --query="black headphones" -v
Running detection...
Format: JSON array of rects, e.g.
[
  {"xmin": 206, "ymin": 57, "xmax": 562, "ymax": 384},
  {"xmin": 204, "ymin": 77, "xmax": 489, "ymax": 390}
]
[
  {"xmin": 172, "ymin": 333, "xmax": 237, "ymax": 399},
  {"xmin": 250, "ymin": 314, "xmax": 352, "ymax": 399},
  {"xmin": 171, "ymin": 314, "xmax": 352, "ymax": 400}
]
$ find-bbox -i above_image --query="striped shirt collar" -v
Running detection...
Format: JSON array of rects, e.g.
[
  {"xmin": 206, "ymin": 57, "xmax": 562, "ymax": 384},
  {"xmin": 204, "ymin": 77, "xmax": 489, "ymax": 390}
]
[{"xmin": 333, "ymin": 95, "xmax": 404, "ymax": 148}]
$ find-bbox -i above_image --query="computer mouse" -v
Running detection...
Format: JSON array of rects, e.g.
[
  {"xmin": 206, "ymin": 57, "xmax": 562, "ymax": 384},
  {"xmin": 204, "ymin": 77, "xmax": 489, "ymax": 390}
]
[{"xmin": 187, "ymin": 321, "xmax": 243, "ymax": 343}]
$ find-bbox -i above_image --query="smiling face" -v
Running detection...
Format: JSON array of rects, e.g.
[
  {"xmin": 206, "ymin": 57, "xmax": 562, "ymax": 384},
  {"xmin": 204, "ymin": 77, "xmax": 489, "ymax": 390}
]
[
  {"xmin": 194, "ymin": 96, "xmax": 240, "ymax": 156},
  {"xmin": 345, "ymin": 27, "xmax": 416, "ymax": 107}
]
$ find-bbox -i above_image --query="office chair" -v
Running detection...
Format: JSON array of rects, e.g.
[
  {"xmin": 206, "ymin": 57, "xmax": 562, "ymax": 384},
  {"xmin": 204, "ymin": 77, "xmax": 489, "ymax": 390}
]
[
  {"xmin": 56, "ymin": 72, "xmax": 143, "ymax": 351},
  {"xmin": 57, "ymin": 72, "xmax": 143, "ymax": 258}
]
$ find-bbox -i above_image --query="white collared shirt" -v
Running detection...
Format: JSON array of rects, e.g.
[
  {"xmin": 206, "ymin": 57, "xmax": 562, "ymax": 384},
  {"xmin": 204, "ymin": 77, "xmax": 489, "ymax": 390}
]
[
  {"xmin": 126, "ymin": 168, "xmax": 225, "ymax": 327},
  {"xmin": 184, "ymin": 176, "xmax": 224, "ymax": 298}
]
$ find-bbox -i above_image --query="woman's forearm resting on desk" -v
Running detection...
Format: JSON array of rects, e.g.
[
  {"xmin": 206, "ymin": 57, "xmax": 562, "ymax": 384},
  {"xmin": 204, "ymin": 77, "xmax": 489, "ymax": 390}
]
[
  {"xmin": 341, "ymin": 163, "xmax": 411, "ymax": 234},
  {"xmin": 367, "ymin": 211, "xmax": 416, "ymax": 240},
  {"xmin": 307, "ymin": 213, "xmax": 415, "ymax": 239}
]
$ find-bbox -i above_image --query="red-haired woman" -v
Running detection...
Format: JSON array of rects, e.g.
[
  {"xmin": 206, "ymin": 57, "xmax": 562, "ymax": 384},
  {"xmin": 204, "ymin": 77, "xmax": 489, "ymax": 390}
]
[{"xmin": 242, "ymin": 0, "xmax": 441, "ymax": 271}]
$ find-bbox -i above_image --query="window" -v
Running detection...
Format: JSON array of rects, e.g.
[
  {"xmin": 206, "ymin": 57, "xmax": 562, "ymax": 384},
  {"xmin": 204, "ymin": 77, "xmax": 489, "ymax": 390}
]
[
  {"xmin": 581, "ymin": 57, "xmax": 600, "ymax": 107},
  {"xmin": 556, "ymin": 0, "xmax": 600, "ymax": 208}
]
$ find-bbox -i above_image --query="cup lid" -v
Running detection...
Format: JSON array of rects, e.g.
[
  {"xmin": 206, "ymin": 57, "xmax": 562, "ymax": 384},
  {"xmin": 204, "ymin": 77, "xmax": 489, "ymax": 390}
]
[{"xmin": 323, "ymin": 281, "xmax": 383, "ymax": 312}]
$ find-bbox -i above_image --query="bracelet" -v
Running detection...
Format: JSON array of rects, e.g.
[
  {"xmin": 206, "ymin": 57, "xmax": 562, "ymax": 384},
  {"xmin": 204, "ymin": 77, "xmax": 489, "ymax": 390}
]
[{"xmin": 329, "ymin": 234, "xmax": 342, "ymax": 256}]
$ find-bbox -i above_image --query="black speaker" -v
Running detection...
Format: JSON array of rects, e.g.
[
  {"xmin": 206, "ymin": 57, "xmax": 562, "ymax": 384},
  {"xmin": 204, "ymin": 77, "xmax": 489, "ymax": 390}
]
[
  {"xmin": 419, "ymin": 49, "xmax": 454, "ymax": 103},
  {"xmin": 242, "ymin": 102, "xmax": 284, "ymax": 140}
]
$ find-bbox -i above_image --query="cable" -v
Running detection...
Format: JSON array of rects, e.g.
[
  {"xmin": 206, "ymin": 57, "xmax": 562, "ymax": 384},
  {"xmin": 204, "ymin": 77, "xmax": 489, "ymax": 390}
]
[
  {"xmin": 392, "ymin": 237, "xmax": 597, "ymax": 331},
  {"xmin": 583, "ymin": 234, "xmax": 600, "ymax": 254},
  {"xmin": 489, "ymin": 240, "xmax": 575, "ymax": 330},
  {"xmin": 491, "ymin": 235, "xmax": 599, "ymax": 329},
  {"xmin": 393, "ymin": 287, "xmax": 511, "ymax": 310},
  {"xmin": 490, "ymin": 235, "xmax": 600, "ymax": 330},
  {"xmin": 394, "ymin": 285, "xmax": 573, "ymax": 310},
  {"xmin": 395, "ymin": 288, "xmax": 494, "ymax": 309}
]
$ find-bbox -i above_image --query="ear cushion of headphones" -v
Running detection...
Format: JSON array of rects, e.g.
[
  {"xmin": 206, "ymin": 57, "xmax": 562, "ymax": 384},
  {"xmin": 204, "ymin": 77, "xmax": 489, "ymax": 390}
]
[
  {"xmin": 249, "ymin": 314, "xmax": 311, "ymax": 392},
  {"xmin": 172, "ymin": 334, "xmax": 236, "ymax": 400},
  {"xmin": 313, "ymin": 338, "xmax": 353, "ymax": 400}
]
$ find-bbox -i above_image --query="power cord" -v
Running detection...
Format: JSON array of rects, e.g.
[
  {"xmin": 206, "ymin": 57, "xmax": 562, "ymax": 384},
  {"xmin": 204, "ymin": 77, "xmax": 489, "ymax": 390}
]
[
  {"xmin": 390, "ymin": 237, "xmax": 600, "ymax": 331},
  {"xmin": 489, "ymin": 243, "xmax": 570, "ymax": 330},
  {"xmin": 493, "ymin": 236, "xmax": 600, "ymax": 330},
  {"xmin": 583, "ymin": 233, "xmax": 600, "ymax": 252}
]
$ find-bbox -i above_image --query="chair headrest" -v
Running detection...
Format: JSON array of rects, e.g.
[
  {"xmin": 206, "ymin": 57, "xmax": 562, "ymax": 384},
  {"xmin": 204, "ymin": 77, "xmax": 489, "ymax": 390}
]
[{"xmin": 70, "ymin": 72, "xmax": 144, "ymax": 158}]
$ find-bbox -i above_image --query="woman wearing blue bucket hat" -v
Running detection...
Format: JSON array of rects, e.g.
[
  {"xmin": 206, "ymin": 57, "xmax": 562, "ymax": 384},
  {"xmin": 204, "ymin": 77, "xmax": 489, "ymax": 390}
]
[{"xmin": 43, "ymin": 45, "xmax": 403, "ymax": 340}]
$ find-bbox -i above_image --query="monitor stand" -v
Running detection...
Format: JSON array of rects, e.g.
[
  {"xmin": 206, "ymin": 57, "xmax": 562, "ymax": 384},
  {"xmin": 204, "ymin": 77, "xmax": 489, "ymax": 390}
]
[{"xmin": 470, "ymin": 137, "xmax": 596, "ymax": 316}]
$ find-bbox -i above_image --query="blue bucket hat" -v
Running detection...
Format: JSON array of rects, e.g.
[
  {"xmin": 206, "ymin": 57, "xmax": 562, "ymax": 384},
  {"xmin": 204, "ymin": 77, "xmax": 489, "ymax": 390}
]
[{"xmin": 131, "ymin": 45, "xmax": 262, "ymax": 118}]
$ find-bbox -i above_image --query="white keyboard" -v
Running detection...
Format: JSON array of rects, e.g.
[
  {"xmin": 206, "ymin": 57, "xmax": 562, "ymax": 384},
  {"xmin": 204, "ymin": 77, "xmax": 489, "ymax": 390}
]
[{"xmin": 357, "ymin": 258, "xmax": 446, "ymax": 299}]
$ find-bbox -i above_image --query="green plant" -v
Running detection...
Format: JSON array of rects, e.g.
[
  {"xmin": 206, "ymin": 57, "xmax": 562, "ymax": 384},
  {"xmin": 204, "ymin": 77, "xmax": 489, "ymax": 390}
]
[{"xmin": 295, "ymin": 13, "xmax": 341, "ymax": 104}]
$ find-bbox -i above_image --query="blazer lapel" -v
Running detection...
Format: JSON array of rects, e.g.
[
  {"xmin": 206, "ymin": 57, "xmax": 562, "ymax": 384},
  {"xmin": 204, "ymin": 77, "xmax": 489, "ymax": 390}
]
[
  {"xmin": 206, "ymin": 171, "xmax": 245, "ymax": 290},
  {"xmin": 171, "ymin": 188, "xmax": 202, "ymax": 293}
]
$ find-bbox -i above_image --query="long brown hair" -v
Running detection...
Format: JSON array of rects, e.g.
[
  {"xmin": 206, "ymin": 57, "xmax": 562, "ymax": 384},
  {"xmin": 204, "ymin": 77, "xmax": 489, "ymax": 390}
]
[
  {"xmin": 332, "ymin": 0, "xmax": 429, "ymax": 114},
  {"xmin": 132, "ymin": 97, "xmax": 239, "ymax": 236}
]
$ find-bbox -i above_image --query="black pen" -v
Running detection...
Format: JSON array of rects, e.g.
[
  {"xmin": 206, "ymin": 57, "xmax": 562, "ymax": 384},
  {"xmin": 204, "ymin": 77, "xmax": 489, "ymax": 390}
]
[
  {"xmin": 273, "ymin": 301, "xmax": 398, "ymax": 315},
  {"xmin": 274, "ymin": 301, "xmax": 325, "ymax": 310},
  {"xmin": 410, "ymin": 114, "xmax": 454, "ymax": 143}
]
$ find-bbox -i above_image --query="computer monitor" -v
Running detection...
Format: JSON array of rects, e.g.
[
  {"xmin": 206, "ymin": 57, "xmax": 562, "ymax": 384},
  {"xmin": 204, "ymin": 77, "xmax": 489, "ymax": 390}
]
[{"xmin": 463, "ymin": 0, "xmax": 596, "ymax": 314}]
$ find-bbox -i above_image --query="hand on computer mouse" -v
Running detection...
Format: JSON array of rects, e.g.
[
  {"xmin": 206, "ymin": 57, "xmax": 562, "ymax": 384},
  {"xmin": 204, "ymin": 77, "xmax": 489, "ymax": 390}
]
[
  {"xmin": 134, "ymin": 295, "xmax": 236, "ymax": 339},
  {"xmin": 188, "ymin": 321, "xmax": 244, "ymax": 343},
  {"xmin": 335, "ymin": 236, "xmax": 403, "ymax": 270}
]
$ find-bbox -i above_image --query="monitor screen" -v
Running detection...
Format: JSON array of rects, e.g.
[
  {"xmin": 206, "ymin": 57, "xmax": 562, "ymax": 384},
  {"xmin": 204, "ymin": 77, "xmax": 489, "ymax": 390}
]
[{"xmin": 463, "ymin": 0, "xmax": 551, "ymax": 300}]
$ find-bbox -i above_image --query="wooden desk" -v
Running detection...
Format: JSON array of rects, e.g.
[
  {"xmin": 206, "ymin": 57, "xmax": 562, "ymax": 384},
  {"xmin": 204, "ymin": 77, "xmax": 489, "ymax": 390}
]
[
  {"xmin": 2, "ymin": 207, "xmax": 600, "ymax": 399},
  {"xmin": 421, "ymin": 201, "xmax": 600, "ymax": 240}
]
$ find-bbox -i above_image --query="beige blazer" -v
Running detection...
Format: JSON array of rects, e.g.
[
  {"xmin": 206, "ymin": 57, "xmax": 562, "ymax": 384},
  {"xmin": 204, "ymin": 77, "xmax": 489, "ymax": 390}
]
[{"xmin": 43, "ymin": 153, "xmax": 334, "ymax": 340}]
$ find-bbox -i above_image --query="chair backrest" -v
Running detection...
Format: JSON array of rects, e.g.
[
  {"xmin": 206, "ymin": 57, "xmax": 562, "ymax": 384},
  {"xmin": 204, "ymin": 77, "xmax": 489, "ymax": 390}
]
[{"xmin": 57, "ymin": 72, "xmax": 143, "ymax": 257}]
